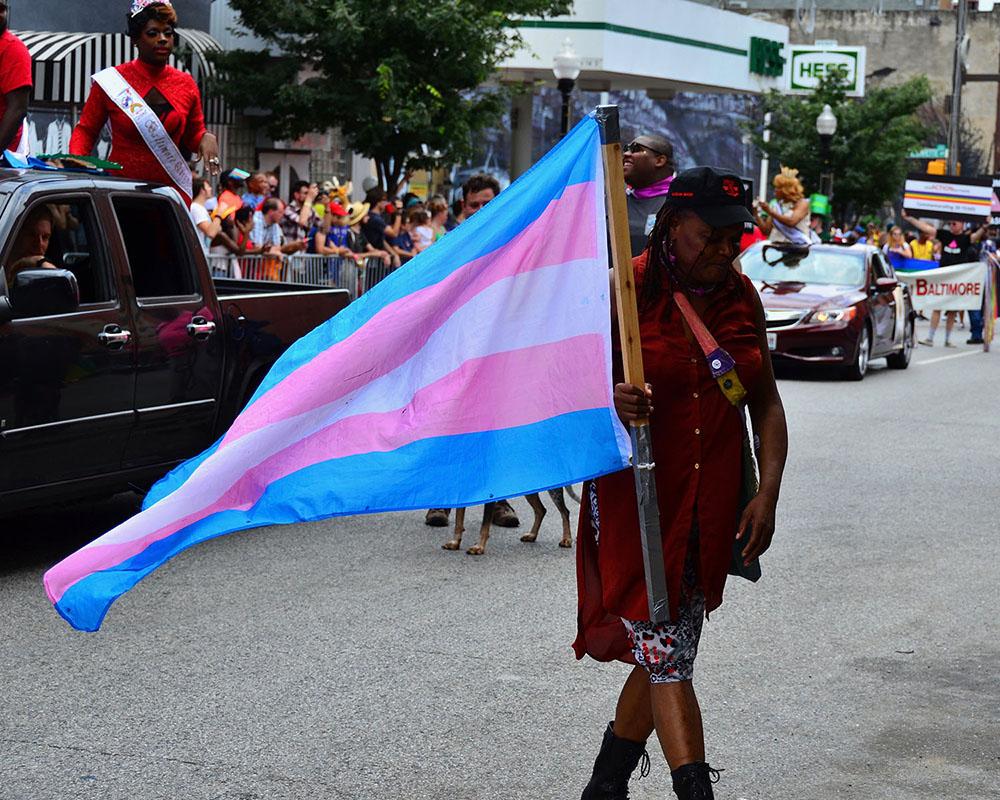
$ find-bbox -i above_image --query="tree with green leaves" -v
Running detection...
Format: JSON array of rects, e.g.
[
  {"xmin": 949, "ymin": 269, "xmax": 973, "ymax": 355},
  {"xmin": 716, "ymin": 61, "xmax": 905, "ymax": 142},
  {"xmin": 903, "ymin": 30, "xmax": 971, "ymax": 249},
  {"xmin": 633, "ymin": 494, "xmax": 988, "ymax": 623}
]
[
  {"xmin": 747, "ymin": 76, "xmax": 932, "ymax": 218},
  {"xmin": 212, "ymin": 0, "xmax": 569, "ymax": 194}
]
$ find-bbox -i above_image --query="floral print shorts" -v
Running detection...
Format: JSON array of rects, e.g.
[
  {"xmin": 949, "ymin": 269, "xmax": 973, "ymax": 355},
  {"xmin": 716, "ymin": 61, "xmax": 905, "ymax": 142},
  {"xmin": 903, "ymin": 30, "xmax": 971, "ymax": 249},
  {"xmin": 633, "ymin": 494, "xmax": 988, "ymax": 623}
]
[{"xmin": 588, "ymin": 481, "xmax": 706, "ymax": 684}]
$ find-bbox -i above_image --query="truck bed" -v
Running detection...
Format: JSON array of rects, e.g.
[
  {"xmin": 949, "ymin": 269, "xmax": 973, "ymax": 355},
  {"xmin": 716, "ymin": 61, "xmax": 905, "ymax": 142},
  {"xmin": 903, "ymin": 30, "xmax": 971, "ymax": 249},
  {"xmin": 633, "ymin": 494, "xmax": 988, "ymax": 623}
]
[{"xmin": 213, "ymin": 277, "xmax": 348, "ymax": 298}]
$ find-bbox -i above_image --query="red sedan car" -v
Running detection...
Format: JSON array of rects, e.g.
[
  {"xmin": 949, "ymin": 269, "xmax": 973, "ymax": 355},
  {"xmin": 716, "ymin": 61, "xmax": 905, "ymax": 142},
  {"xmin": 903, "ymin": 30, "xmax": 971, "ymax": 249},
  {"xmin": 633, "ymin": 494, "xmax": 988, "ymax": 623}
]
[{"xmin": 737, "ymin": 242, "xmax": 916, "ymax": 380}]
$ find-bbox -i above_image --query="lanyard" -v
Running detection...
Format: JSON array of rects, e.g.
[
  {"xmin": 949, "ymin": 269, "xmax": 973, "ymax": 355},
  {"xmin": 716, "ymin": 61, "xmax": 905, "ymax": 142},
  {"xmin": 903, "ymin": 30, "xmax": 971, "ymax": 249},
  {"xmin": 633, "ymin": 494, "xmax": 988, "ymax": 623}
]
[{"xmin": 672, "ymin": 290, "xmax": 747, "ymax": 407}]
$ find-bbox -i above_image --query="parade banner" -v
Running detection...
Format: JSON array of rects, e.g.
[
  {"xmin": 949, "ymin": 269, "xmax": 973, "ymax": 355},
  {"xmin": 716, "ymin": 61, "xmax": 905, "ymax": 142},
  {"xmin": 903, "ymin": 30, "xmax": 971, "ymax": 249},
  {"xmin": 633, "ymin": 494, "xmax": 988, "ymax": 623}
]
[
  {"xmin": 985, "ymin": 252, "xmax": 999, "ymax": 352},
  {"xmin": 894, "ymin": 261, "xmax": 987, "ymax": 312},
  {"xmin": 903, "ymin": 174, "xmax": 993, "ymax": 224},
  {"xmin": 43, "ymin": 115, "xmax": 632, "ymax": 632}
]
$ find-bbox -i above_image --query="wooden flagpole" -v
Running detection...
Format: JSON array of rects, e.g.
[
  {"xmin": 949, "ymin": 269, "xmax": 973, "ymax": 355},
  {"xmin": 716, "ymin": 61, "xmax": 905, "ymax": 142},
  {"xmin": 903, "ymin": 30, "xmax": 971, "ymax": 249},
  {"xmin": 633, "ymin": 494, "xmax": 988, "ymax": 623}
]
[{"xmin": 594, "ymin": 105, "xmax": 670, "ymax": 623}]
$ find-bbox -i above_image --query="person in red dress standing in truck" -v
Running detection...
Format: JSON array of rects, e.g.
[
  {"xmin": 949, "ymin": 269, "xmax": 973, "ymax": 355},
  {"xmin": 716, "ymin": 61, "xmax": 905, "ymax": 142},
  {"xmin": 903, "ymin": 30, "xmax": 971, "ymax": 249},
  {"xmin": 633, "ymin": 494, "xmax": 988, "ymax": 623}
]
[
  {"xmin": 0, "ymin": 1, "xmax": 32, "ymax": 156},
  {"xmin": 69, "ymin": 0, "xmax": 220, "ymax": 202}
]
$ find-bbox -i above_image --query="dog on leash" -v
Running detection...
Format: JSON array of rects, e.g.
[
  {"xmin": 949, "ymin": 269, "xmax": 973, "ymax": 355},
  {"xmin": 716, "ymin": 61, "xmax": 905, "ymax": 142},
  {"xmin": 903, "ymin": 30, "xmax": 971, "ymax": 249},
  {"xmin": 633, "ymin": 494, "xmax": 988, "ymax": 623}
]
[{"xmin": 442, "ymin": 486, "xmax": 581, "ymax": 555}]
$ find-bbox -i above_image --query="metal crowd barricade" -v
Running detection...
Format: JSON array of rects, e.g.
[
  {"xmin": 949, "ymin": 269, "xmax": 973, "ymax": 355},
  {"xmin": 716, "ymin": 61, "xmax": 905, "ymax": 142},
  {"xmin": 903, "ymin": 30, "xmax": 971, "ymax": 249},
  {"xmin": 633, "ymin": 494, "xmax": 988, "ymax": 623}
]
[
  {"xmin": 205, "ymin": 253, "xmax": 364, "ymax": 299},
  {"xmin": 360, "ymin": 257, "xmax": 397, "ymax": 293}
]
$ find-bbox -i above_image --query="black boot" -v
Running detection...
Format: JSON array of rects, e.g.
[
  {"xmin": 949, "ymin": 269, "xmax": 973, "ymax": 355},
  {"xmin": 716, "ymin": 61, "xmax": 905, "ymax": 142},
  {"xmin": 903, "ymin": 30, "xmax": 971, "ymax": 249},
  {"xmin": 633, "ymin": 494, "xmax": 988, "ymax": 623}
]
[
  {"xmin": 670, "ymin": 761, "xmax": 722, "ymax": 800},
  {"xmin": 580, "ymin": 721, "xmax": 650, "ymax": 800}
]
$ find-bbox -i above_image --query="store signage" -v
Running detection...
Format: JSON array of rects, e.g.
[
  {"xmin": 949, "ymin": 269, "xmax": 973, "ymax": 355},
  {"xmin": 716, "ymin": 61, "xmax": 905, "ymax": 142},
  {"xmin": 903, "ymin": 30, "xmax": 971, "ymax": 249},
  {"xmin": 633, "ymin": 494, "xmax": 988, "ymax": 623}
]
[
  {"xmin": 749, "ymin": 37, "xmax": 785, "ymax": 78},
  {"xmin": 908, "ymin": 144, "xmax": 949, "ymax": 160},
  {"xmin": 787, "ymin": 46, "xmax": 866, "ymax": 97}
]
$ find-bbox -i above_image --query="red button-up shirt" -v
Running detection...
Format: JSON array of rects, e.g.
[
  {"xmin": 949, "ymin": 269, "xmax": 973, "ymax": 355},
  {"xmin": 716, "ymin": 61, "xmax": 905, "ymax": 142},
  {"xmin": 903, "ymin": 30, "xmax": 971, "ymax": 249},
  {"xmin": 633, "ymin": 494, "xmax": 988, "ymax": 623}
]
[{"xmin": 578, "ymin": 253, "xmax": 764, "ymax": 635}]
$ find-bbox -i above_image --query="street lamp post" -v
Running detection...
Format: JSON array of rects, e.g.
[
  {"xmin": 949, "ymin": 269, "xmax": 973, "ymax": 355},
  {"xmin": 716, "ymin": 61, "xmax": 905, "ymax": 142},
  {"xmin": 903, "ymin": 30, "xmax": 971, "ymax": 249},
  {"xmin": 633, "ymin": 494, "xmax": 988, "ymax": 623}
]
[
  {"xmin": 815, "ymin": 104, "xmax": 838, "ymax": 199},
  {"xmin": 553, "ymin": 38, "xmax": 581, "ymax": 138}
]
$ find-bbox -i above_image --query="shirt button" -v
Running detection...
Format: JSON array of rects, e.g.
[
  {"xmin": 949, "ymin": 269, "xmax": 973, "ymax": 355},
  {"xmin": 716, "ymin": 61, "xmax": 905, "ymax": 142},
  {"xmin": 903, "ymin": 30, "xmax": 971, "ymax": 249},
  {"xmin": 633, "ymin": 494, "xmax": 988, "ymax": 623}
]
[
  {"xmin": 693, "ymin": 392, "xmax": 699, "ymax": 399},
  {"xmin": 694, "ymin": 463, "xmax": 700, "ymax": 470},
  {"xmin": 695, "ymin": 428, "xmax": 701, "ymax": 435},
  {"xmin": 690, "ymin": 357, "xmax": 698, "ymax": 364}
]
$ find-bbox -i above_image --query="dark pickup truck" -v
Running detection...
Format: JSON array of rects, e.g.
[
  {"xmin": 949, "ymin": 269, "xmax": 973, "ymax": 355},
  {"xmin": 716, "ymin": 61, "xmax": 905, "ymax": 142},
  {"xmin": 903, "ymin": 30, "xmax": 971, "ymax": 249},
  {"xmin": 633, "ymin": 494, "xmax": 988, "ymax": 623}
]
[{"xmin": 0, "ymin": 171, "xmax": 349, "ymax": 514}]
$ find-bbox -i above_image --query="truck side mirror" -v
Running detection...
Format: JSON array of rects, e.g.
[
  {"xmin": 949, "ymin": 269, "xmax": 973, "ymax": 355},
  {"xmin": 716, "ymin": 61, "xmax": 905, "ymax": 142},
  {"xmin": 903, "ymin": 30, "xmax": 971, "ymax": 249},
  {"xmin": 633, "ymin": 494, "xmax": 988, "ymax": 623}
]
[{"xmin": 11, "ymin": 269, "xmax": 80, "ymax": 317}]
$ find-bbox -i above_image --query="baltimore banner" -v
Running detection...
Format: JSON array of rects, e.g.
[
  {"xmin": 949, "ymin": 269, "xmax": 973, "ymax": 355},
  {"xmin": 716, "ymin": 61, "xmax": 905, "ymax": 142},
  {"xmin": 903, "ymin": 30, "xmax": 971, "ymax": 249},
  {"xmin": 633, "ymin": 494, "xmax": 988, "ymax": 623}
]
[{"xmin": 893, "ymin": 260, "xmax": 988, "ymax": 312}]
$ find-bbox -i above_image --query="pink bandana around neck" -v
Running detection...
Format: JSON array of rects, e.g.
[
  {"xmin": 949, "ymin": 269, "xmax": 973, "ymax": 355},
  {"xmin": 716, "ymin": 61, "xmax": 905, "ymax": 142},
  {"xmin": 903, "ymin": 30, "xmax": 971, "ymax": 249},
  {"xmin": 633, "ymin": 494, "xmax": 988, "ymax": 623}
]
[{"xmin": 632, "ymin": 174, "xmax": 674, "ymax": 200}]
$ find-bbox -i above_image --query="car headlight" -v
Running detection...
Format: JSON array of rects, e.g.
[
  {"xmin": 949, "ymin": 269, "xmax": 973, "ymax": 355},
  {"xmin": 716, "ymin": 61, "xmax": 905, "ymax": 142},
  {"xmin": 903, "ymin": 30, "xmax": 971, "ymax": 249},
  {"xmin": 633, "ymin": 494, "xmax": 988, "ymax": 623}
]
[{"xmin": 811, "ymin": 307, "xmax": 857, "ymax": 323}]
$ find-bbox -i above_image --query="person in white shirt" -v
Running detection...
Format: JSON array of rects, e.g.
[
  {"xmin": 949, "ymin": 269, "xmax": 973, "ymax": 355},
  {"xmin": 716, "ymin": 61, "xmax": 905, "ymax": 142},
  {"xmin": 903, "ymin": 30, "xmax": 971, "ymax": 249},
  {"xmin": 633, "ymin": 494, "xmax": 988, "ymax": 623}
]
[
  {"xmin": 410, "ymin": 208, "xmax": 434, "ymax": 252},
  {"xmin": 189, "ymin": 176, "xmax": 222, "ymax": 255}
]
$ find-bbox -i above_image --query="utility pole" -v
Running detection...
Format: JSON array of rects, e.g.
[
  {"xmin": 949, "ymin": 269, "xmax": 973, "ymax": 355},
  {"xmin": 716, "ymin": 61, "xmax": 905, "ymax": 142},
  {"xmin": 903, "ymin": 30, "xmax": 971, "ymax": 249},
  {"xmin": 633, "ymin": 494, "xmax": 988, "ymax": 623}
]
[
  {"xmin": 947, "ymin": 0, "xmax": 968, "ymax": 175},
  {"xmin": 995, "ymin": 45, "xmax": 1000, "ymax": 172},
  {"xmin": 758, "ymin": 111, "xmax": 772, "ymax": 202}
]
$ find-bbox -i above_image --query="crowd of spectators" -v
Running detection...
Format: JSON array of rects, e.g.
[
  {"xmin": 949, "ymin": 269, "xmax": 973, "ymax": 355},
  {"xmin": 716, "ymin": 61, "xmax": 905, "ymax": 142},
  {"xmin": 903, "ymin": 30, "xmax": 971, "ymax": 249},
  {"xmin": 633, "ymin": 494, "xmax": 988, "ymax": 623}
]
[{"xmin": 188, "ymin": 168, "xmax": 504, "ymax": 284}]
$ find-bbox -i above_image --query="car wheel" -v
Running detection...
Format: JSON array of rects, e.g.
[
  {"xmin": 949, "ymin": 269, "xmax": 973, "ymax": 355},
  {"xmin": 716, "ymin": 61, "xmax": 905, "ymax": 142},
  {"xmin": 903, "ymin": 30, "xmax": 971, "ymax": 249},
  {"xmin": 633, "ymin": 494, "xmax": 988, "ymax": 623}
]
[
  {"xmin": 887, "ymin": 319, "xmax": 914, "ymax": 369},
  {"xmin": 843, "ymin": 325, "xmax": 870, "ymax": 381}
]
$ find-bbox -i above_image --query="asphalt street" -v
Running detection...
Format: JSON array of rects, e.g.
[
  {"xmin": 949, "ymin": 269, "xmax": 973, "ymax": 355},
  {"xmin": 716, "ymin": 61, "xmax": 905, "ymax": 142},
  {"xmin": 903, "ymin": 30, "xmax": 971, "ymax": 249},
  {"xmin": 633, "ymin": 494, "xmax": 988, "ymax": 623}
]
[{"xmin": 2, "ymin": 318, "xmax": 998, "ymax": 800}]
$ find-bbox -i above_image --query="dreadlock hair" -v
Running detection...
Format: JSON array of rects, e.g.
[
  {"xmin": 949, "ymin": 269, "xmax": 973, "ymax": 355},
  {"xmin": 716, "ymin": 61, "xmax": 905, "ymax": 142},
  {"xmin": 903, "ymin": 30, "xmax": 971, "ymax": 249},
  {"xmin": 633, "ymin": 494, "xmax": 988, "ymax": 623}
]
[{"xmin": 638, "ymin": 205, "xmax": 745, "ymax": 315}]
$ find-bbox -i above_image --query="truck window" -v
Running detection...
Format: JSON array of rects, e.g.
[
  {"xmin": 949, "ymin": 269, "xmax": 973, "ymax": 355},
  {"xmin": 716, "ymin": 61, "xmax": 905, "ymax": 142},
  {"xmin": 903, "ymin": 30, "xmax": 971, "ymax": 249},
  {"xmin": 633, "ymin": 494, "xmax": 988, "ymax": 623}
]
[
  {"xmin": 112, "ymin": 196, "xmax": 198, "ymax": 300},
  {"xmin": 3, "ymin": 198, "xmax": 115, "ymax": 309}
]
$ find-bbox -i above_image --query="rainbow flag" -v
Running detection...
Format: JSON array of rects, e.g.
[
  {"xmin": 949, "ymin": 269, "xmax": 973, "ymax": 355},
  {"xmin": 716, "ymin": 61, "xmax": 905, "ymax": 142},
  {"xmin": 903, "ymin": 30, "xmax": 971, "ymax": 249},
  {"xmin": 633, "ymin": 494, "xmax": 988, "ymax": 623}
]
[
  {"xmin": 886, "ymin": 252, "xmax": 939, "ymax": 273},
  {"xmin": 44, "ymin": 116, "xmax": 631, "ymax": 631}
]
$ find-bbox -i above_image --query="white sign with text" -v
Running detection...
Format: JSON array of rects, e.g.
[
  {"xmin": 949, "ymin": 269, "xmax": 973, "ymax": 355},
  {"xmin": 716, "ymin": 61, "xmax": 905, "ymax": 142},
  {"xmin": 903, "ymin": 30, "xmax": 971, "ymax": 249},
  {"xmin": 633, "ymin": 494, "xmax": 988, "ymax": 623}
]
[{"xmin": 895, "ymin": 261, "xmax": 987, "ymax": 312}]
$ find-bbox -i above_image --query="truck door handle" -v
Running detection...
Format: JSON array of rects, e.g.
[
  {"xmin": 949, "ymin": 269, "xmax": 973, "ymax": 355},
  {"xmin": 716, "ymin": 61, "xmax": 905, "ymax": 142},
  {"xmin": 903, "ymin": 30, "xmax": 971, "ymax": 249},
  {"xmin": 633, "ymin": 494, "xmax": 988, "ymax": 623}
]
[
  {"xmin": 186, "ymin": 316, "xmax": 216, "ymax": 341},
  {"xmin": 98, "ymin": 323, "xmax": 131, "ymax": 350}
]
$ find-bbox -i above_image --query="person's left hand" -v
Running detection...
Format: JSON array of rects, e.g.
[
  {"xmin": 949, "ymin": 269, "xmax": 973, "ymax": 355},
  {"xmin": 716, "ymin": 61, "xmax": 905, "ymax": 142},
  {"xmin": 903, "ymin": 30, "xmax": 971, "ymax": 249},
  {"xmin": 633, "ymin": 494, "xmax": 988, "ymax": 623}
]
[
  {"xmin": 199, "ymin": 133, "xmax": 221, "ymax": 176},
  {"xmin": 736, "ymin": 491, "xmax": 777, "ymax": 567}
]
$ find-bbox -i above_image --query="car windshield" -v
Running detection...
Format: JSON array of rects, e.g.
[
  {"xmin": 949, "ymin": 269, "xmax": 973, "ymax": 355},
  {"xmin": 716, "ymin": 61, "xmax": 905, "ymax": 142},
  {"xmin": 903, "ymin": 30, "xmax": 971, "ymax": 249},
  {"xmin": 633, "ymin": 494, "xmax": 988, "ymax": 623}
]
[{"xmin": 739, "ymin": 245, "xmax": 866, "ymax": 287}]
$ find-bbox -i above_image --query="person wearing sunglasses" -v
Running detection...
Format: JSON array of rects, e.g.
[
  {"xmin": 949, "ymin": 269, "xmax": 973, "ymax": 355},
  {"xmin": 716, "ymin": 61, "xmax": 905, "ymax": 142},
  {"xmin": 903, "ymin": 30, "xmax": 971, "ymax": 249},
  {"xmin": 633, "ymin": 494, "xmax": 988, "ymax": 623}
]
[
  {"xmin": 69, "ymin": 1, "xmax": 221, "ymax": 203},
  {"xmin": 623, "ymin": 134, "xmax": 676, "ymax": 257},
  {"xmin": 0, "ymin": 1, "xmax": 32, "ymax": 156}
]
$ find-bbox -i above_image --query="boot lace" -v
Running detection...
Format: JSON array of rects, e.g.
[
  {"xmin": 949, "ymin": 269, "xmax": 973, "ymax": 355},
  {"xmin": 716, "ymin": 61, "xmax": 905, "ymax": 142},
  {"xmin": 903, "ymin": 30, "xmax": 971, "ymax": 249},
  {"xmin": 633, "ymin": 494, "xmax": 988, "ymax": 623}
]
[
  {"xmin": 638, "ymin": 750, "xmax": 651, "ymax": 780},
  {"xmin": 673, "ymin": 763, "xmax": 724, "ymax": 799}
]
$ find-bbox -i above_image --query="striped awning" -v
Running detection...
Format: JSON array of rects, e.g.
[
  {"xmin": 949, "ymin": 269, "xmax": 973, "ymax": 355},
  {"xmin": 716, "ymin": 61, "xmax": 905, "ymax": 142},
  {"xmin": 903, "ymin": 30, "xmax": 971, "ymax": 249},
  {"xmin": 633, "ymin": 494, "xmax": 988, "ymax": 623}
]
[{"xmin": 13, "ymin": 29, "xmax": 231, "ymax": 124}]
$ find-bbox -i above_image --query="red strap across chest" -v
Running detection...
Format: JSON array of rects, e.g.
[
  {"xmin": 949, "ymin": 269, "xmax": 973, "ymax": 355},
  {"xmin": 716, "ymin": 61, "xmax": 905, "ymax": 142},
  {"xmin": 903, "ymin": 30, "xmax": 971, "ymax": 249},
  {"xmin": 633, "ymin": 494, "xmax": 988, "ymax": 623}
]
[{"xmin": 672, "ymin": 290, "xmax": 719, "ymax": 357}]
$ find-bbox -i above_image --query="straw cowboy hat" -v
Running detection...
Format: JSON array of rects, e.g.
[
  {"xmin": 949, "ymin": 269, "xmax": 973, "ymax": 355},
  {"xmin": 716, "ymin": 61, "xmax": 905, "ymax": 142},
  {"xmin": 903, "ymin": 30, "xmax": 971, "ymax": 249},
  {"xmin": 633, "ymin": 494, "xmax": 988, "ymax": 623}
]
[{"xmin": 347, "ymin": 201, "xmax": 370, "ymax": 226}]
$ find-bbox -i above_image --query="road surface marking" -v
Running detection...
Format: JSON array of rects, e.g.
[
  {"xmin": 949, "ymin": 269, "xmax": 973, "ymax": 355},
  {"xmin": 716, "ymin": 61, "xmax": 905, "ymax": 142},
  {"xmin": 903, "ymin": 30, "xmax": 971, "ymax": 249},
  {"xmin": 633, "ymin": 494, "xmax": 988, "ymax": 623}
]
[{"xmin": 915, "ymin": 350, "xmax": 982, "ymax": 366}]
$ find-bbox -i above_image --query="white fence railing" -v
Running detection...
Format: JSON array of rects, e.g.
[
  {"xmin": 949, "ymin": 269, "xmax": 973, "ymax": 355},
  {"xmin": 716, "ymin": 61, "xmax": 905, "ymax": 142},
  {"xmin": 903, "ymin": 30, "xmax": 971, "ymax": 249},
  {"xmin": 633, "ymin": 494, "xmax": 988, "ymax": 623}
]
[{"xmin": 207, "ymin": 253, "xmax": 398, "ymax": 300}]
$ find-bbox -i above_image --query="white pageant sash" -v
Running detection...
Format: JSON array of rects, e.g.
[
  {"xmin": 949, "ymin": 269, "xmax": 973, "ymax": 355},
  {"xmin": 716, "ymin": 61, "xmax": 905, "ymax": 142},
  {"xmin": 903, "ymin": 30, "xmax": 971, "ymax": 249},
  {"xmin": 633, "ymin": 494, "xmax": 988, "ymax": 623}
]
[{"xmin": 92, "ymin": 67, "xmax": 193, "ymax": 198}]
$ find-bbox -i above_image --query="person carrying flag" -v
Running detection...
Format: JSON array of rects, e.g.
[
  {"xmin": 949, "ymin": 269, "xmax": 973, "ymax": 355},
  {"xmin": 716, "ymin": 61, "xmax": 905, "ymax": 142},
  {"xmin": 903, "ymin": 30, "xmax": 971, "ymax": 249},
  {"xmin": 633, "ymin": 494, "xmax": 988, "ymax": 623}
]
[
  {"xmin": 69, "ymin": 0, "xmax": 220, "ymax": 203},
  {"xmin": 576, "ymin": 168, "xmax": 788, "ymax": 800}
]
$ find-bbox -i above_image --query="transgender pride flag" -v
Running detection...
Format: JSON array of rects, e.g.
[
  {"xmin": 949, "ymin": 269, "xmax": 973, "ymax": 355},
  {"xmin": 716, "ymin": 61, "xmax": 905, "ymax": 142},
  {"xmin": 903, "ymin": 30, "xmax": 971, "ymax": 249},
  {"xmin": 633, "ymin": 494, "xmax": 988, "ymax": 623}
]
[{"xmin": 44, "ymin": 115, "xmax": 632, "ymax": 631}]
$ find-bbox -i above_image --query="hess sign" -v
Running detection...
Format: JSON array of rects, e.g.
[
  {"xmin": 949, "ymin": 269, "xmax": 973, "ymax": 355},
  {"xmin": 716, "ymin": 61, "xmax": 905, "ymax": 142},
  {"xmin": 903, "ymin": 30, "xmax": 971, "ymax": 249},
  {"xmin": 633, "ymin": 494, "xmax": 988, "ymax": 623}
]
[{"xmin": 788, "ymin": 46, "xmax": 866, "ymax": 97}]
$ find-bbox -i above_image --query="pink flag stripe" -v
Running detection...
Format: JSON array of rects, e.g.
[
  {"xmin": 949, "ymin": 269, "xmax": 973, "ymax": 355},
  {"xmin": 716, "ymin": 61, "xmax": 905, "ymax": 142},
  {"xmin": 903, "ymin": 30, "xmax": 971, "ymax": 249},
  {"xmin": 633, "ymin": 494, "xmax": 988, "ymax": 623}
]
[
  {"xmin": 220, "ymin": 180, "xmax": 598, "ymax": 449},
  {"xmin": 203, "ymin": 259, "xmax": 608, "ymax": 481},
  {"xmin": 58, "ymin": 257, "xmax": 609, "ymax": 555},
  {"xmin": 45, "ymin": 334, "xmax": 608, "ymax": 603}
]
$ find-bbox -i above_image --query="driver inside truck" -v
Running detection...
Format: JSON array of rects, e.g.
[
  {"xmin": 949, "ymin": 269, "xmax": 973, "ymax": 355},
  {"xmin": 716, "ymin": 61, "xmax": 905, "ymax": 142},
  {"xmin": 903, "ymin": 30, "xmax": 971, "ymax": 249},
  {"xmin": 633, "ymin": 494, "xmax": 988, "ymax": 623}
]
[{"xmin": 5, "ymin": 204, "xmax": 58, "ymax": 289}]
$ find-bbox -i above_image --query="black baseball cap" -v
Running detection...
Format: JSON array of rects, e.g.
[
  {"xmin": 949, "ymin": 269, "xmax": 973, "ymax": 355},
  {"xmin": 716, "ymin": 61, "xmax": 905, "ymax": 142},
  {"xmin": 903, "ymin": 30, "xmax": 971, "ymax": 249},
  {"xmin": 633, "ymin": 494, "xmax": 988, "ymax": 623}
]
[{"xmin": 662, "ymin": 166, "xmax": 754, "ymax": 228}]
